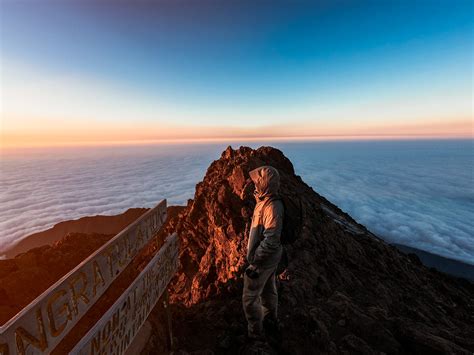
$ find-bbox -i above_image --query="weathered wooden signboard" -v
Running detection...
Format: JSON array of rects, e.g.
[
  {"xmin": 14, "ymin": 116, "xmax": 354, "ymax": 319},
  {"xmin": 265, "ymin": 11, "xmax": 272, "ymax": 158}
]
[
  {"xmin": 0, "ymin": 200, "xmax": 167, "ymax": 355},
  {"xmin": 71, "ymin": 233, "xmax": 179, "ymax": 355}
]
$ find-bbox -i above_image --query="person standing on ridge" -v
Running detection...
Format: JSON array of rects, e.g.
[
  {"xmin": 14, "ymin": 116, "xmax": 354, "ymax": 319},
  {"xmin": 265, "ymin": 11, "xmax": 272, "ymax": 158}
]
[{"xmin": 243, "ymin": 165, "xmax": 284, "ymax": 341}]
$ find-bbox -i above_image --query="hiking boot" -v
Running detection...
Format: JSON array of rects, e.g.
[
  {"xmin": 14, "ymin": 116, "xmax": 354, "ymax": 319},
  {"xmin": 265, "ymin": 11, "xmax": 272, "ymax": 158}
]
[
  {"xmin": 263, "ymin": 316, "xmax": 281, "ymax": 348},
  {"xmin": 263, "ymin": 316, "xmax": 280, "ymax": 337},
  {"xmin": 239, "ymin": 338, "xmax": 275, "ymax": 355}
]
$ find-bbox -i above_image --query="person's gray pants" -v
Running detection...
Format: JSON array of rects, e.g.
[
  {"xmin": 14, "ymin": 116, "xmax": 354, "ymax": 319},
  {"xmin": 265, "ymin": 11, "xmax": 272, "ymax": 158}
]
[{"xmin": 242, "ymin": 265, "xmax": 278, "ymax": 338}]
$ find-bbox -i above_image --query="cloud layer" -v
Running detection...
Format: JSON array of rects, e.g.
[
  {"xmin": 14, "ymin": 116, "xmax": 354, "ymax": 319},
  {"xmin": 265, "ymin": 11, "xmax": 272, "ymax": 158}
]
[
  {"xmin": 0, "ymin": 144, "xmax": 221, "ymax": 253},
  {"xmin": 1, "ymin": 140, "xmax": 472, "ymax": 265},
  {"xmin": 280, "ymin": 140, "xmax": 474, "ymax": 265}
]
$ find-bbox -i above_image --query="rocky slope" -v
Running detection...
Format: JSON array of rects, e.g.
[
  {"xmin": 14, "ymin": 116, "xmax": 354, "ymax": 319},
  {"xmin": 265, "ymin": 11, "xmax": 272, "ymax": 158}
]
[
  {"xmin": 1, "ymin": 146, "xmax": 472, "ymax": 354},
  {"xmin": 0, "ymin": 232, "xmax": 115, "ymax": 325},
  {"xmin": 3, "ymin": 208, "xmax": 148, "ymax": 258},
  {"xmin": 0, "ymin": 208, "xmax": 150, "ymax": 325},
  {"xmin": 394, "ymin": 244, "xmax": 474, "ymax": 282},
  {"xmin": 144, "ymin": 146, "xmax": 474, "ymax": 354},
  {"xmin": 0, "ymin": 206, "xmax": 188, "ymax": 329}
]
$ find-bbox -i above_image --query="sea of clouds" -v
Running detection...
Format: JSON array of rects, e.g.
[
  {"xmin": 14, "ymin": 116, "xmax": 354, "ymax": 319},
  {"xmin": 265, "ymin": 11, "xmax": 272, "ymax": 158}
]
[{"xmin": 1, "ymin": 140, "xmax": 473, "ymax": 264}]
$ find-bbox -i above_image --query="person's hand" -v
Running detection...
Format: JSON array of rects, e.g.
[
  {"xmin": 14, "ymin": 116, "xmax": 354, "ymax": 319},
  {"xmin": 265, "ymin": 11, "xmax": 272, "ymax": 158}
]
[{"xmin": 245, "ymin": 265, "xmax": 259, "ymax": 279}]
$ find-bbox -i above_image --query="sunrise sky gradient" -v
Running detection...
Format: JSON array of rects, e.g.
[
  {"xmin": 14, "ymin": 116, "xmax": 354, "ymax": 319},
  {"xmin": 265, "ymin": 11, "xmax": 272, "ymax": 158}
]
[{"xmin": 1, "ymin": 0, "xmax": 472, "ymax": 148}]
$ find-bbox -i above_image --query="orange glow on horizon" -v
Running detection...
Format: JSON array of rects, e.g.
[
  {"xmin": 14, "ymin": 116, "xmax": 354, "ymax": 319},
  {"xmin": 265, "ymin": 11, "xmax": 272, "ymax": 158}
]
[{"xmin": 1, "ymin": 116, "xmax": 472, "ymax": 150}]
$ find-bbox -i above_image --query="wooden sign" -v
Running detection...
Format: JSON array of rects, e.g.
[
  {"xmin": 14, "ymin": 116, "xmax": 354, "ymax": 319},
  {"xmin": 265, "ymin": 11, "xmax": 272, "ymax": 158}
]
[
  {"xmin": 70, "ymin": 233, "xmax": 179, "ymax": 355},
  {"xmin": 0, "ymin": 200, "xmax": 167, "ymax": 355}
]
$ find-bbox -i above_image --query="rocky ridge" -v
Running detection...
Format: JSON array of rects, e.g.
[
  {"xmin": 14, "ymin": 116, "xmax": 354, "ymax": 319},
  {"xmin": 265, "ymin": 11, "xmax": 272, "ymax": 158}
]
[
  {"xmin": 1, "ymin": 146, "xmax": 472, "ymax": 354},
  {"xmin": 3, "ymin": 208, "xmax": 148, "ymax": 259},
  {"xmin": 145, "ymin": 146, "xmax": 474, "ymax": 354}
]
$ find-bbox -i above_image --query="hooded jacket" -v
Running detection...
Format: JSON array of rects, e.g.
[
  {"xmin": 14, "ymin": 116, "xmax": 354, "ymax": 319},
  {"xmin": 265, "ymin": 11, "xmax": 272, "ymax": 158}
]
[{"xmin": 247, "ymin": 166, "xmax": 284, "ymax": 269}]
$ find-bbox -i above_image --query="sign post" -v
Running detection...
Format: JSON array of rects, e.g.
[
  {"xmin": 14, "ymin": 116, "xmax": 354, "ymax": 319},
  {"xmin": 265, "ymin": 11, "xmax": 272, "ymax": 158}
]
[
  {"xmin": 70, "ymin": 233, "xmax": 179, "ymax": 355},
  {"xmin": 0, "ymin": 200, "xmax": 168, "ymax": 355},
  {"xmin": 163, "ymin": 289, "xmax": 174, "ymax": 350}
]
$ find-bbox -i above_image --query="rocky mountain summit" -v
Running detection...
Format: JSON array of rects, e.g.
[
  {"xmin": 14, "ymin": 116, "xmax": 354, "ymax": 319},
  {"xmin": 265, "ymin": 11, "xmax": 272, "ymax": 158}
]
[
  {"xmin": 145, "ymin": 146, "xmax": 474, "ymax": 354},
  {"xmin": 1, "ymin": 146, "xmax": 472, "ymax": 354}
]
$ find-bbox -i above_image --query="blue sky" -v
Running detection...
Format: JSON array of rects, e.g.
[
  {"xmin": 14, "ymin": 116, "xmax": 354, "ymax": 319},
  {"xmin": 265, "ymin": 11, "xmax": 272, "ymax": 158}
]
[{"xmin": 1, "ymin": 0, "xmax": 472, "ymax": 146}]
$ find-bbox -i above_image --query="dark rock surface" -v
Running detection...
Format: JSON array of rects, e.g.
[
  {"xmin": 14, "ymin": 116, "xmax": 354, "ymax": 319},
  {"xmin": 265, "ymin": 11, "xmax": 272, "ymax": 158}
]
[
  {"xmin": 394, "ymin": 243, "xmax": 474, "ymax": 282},
  {"xmin": 145, "ymin": 146, "xmax": 474, "ymax": 354}
]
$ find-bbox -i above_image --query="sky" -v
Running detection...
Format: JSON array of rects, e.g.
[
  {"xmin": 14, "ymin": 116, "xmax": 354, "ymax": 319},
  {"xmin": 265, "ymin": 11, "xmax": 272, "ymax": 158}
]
[{"xmin": 1, "ymin": 0, "xmax": 473, "ymax": 147}]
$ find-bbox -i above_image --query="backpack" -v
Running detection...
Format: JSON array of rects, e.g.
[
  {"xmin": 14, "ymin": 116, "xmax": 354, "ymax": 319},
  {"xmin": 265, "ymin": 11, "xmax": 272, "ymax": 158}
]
[
  {"xmin": 270, "ymin": 196, "xmax": 302, "ymax": 245},
  {"xmin": 270, "ymin": 196, "xmax": 303, "ymax": 275}
]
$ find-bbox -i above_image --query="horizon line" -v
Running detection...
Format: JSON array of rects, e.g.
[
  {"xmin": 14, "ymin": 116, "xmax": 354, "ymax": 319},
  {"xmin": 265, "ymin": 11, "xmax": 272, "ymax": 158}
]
[{"xmin": 1, "ymin": 134, "xmax": 473, "ymax": 151}]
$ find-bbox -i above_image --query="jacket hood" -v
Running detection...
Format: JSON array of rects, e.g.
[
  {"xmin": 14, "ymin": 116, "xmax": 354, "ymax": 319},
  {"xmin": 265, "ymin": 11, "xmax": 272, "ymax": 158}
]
[{"xmin": 249, "ymin": 165, "xmax": 280, "ymax": 200}]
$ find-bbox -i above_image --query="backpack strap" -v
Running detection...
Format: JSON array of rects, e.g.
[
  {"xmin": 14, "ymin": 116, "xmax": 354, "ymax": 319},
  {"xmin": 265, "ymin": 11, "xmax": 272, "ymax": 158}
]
[
  {"xmin": 257, "ymin": 196, "xmax": 284, "ymax": 228},
  {"xmin": 268, "ymin": 196, "xmax": 285, "ymax": 213}
]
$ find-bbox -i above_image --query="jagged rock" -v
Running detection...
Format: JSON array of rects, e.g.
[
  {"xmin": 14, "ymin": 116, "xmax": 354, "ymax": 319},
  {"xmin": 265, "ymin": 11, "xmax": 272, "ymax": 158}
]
[{"xmin": 150, "ymin": 146, "xmax": 474, "ymax": 354}]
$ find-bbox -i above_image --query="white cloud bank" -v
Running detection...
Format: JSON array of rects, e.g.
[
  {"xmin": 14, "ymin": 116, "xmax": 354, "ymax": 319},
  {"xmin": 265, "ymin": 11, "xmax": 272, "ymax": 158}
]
[
  {"xmin": 1, "ymin": 140, "xmax": 472, "ymax": 265},
  {"xmin": 281, "ymin": 140, "xmax": 474, "ymax": 265}
]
